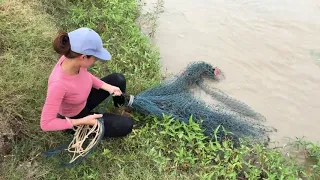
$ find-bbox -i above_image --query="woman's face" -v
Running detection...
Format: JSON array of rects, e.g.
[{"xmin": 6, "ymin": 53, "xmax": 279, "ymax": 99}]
[{"xmin": 78, "ymin": 55, "xmax": 97, "ymax": 68}]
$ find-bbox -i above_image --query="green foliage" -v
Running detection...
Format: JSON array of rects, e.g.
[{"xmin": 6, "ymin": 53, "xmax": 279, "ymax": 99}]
[
  {"xmin": 294, "ymin": 140, "xmax": 320, "ymax": 178},
  {"xmin": 123, "ymin": 114, "xmax": 314, "ymax": 179},
  {"xmin": 0, "ymin": 0, "xmax": 59, "ymax": 138}
]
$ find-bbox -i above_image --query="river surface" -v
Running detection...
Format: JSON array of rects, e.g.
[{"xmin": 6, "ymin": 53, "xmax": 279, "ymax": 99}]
[{"xmin": 140, "ymin": 0, "xmax": 320, "ymax": 145}]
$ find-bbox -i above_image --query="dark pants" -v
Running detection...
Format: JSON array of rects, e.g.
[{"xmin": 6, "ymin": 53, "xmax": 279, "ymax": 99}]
[{"xmin": 61, "ymin": 73, "xmax": 133, "ymax": 138}]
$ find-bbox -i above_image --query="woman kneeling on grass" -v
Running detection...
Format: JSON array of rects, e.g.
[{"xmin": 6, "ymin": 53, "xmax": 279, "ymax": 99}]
[{"xmin": 40, "ymin": 27, "xmax": 133, "ymax": 137}]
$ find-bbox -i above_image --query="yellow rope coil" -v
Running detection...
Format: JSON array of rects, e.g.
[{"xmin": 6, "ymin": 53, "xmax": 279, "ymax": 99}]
[{"xmin": 66, "ymin": 120, "xmax": 103, "ymax": 163}]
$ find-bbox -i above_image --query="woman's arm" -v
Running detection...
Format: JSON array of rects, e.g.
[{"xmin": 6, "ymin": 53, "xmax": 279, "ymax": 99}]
[
  {"xmin": 40, "ymin": 81, "xmax": 74, "ymax": 131},
  {"xmin": 90, "ymin": 73, "xmax": 104, "ymax": 89},
  {"xmin": 100, "ymin": 82, "xmax": 122, "ymax": 96},
  {"xmin": 68, "ymin": 114, "xmax": 102, "ymax": 126},
  {"xmin": 41, "ymin": 80, "xmax": 104, "ymax": 131},
  {"xmin": 89, "ymin": 73, "xmax": 122, "ymax": 95}
]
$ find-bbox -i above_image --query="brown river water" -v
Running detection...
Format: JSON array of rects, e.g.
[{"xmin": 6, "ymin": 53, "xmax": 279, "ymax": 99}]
[{"xmin": 140, "ymin": 0, "xmax": 320, "ymax": 145}]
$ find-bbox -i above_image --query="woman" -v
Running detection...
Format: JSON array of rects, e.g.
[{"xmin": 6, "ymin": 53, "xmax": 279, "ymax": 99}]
[{"xmin": 40, "ymin": 27, "xmax": 133, "ymax": 137}]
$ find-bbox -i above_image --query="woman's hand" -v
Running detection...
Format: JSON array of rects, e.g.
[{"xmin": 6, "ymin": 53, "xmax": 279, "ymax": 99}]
[
  {"xmin": 83, "ymin": 114, "xmax": 103, "ymax": 126},
  {"xmin": 101, "ymin": 83, "xmax": 122, "ymax": 96},
  {"xmin": 70, "ymin": 114, "xmax": 103, "ymax": 126},
  {"xmin": 107, "ymin": 85, "xmax": 122, "ymax": 96}
]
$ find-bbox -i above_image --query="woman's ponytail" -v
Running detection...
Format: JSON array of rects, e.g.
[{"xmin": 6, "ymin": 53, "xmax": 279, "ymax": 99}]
[{"xmin": 53, "ymin": 31, "xmax": 71, "ymax": 56}]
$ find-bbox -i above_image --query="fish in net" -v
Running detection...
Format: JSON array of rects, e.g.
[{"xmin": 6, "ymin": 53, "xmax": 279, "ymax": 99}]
[{"xmin": 122, "ymin": 61, "xmax": 276, "ymax": 144}]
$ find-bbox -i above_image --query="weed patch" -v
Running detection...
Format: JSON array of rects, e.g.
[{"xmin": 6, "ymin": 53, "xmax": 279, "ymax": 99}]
[{"xmin": 0, "ymin": 0, "xmax": 60, "ymax": 162}]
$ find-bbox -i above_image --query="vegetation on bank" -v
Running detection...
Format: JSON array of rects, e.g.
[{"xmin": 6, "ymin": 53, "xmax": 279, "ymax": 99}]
[{"xmin": 0, "ymin": 0, "xmax": 319, "ymax": 179}]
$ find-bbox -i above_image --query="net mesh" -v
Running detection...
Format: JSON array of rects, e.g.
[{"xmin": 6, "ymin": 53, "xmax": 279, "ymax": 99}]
[{"xmin": 123, "ymin": 61, "xmax": 276, "ymax": 144}]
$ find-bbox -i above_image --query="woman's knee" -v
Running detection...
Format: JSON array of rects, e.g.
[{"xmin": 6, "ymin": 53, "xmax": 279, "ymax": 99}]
[
  {"xmin": 119, "ymin": 116, "xmax": 133, "ymax": 136},
  {"xmin": 103, "ymin": 114, "xmax": 133, "ymax": 137},
  {"xmin": 114, "ymin": 73, "xmax": 126, "ymax": 84},
  {"xmin": 102, "ymin": 73, "xmax": 126, "ymax": 91}
]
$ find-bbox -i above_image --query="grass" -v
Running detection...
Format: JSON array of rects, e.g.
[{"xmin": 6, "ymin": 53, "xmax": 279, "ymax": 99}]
[{"xmin": 0, "ymin": 0, "xmax": 320, "ymax": 179}]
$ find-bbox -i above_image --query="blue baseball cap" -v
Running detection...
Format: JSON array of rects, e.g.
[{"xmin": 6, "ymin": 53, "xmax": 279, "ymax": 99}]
[{"xmin": 68, "ymin": 27, "xmax": 111, "ymax": 61}]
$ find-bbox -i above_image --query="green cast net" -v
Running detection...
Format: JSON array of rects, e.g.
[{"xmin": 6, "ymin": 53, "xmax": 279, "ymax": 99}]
[{"xmin": 123, "ymin": 61, "xmax": 276, "ymax": 144}]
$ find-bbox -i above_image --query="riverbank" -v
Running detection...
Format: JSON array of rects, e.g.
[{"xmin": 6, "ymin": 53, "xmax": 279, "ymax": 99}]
[
  {"xmin": 148, "ymin": 0, "xmax": 320, "ymax": 145},
  {"xmin": 0, "ymin": 0, "xmax": 319, "ymax": 179}
]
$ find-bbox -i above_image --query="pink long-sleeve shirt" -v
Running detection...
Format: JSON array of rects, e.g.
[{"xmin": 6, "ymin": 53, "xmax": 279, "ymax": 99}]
[{"xmin": 40, "ymin": 56, "xmax": 104, "ymax": 131}]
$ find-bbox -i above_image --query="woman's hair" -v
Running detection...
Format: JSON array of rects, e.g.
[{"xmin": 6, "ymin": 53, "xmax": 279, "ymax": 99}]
[{"xmin": 53, "ymin": 31, "xmax": 82, "ymax": 58}]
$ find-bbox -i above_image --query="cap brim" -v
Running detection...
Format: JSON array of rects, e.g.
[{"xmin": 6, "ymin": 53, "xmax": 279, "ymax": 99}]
[{"xmin": 94, "ymin": 48, "xmax": 111, "ymax": 61}]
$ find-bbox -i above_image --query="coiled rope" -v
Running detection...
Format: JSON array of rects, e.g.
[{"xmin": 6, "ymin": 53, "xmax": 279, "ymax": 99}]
[
  {"xmin": 44, "ymin": 94, "xmax": 112, "ymax": 167},
  {"xmin": 66, "ymin": 118, "xmax": 104, "ymax": 164}
]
